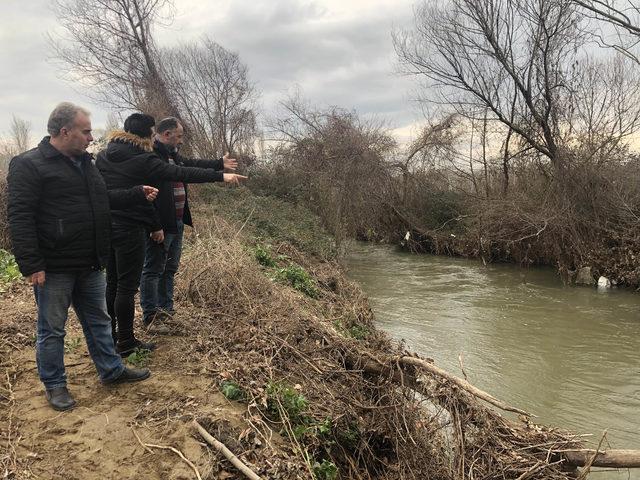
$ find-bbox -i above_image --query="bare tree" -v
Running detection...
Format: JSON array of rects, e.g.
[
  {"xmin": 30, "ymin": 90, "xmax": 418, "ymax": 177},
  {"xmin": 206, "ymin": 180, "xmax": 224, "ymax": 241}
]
[
  {"xmin": 395, "ymin": 0, "xmax": 587, "ymax": 172},
  {"xmin": 51, "ymin": 0, "xmax": 177, "ymax": 117},
  {"xmin": 396, "ymin": 0, "xmax": 640, "ymax": 179},
  {"xmin": 268, "ymin": 97, "xmax": 396, "ymax": 245},
  {"xmin": 9, "ymin": 116, "xmax": 31, "ymax": 153},
  {"xmin": 573, "ymin": 0, "xmax": 640, "ymax": 62},
  {"xmin": 162, "ymin": 38, "xmax": 259, "ymax": 159}
]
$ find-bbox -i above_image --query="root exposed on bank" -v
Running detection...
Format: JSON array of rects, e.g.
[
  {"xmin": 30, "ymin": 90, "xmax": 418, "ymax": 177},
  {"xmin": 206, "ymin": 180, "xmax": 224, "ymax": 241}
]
[{"xmin": 172, "ymin": 208, "xmax": 583, "ymax": 479}]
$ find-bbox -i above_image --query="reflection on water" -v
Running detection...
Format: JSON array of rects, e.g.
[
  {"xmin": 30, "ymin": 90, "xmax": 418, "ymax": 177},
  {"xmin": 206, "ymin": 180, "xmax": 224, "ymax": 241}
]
[{"xmin": 345, "ymin": 242, "xmax": 640, "ymax": 478}]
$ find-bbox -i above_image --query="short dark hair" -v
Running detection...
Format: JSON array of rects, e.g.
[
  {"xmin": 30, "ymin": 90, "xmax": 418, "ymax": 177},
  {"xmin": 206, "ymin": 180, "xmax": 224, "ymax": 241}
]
[
  {"xmin": 156, "ymin": 117, "xmax": 181, "ymax": 134},
  {"xmin": 124, "ymin": 113, "xmax": 155, "ymax": 138}
]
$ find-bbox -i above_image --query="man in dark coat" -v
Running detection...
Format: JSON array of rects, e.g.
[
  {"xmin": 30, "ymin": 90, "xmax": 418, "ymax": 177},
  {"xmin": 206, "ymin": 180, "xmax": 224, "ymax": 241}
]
[
  {"xmin": 7, "ymin": 102, "xmax": 152, "ymax": 411},
  {"xmin": 139, "ymin": 117, "xmax": 238, "ymax": 331},
  {"xmin": 96, "ymin": 113, "xmax": 246, "ymax": 355}
]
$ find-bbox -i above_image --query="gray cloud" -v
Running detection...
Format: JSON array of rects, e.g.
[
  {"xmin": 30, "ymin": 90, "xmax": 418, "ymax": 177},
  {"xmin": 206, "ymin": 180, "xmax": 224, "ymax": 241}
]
[{"xmin": 1, "ymin": 0, "xmax": 421, "ymax": 144}]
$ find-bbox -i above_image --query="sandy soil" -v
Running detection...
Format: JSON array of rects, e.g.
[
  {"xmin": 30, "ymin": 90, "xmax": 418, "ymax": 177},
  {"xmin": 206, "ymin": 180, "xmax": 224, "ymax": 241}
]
[{"xmin": 1, "ymin": 284, "xmax": 258, "ymax": 480}]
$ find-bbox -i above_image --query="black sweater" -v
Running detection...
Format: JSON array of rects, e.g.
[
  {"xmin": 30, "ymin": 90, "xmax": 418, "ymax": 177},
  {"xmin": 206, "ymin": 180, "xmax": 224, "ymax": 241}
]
[{"xmin": 96, "ymin": 131, "xmax": 224, "ymax": 232}]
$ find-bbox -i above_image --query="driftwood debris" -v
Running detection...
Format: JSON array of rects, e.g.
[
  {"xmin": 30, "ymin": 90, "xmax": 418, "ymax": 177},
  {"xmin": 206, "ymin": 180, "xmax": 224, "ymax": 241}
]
[{"xmin": 563, "ymin": 449, "xmax": 640, "ymax": 468}]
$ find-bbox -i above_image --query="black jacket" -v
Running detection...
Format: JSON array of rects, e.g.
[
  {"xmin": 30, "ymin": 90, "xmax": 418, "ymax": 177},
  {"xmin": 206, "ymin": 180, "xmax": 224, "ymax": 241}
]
[
  {"xmin": 7, "ymin": 137, "xmax": 148, "ymax": 276},
  {"xmin": 96, "ymin": 131, "xmax": 224, "ymax": 232},
  {"xmin": 153, "ymin": 140, "xmax": 224, "ymax": 233}
]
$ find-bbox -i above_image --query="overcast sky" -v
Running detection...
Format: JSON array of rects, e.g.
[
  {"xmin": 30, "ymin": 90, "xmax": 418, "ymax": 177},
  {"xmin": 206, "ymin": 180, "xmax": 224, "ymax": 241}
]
[{"xmin": 0, "ymin": 0, "xmax": 422, "ymax": 146}]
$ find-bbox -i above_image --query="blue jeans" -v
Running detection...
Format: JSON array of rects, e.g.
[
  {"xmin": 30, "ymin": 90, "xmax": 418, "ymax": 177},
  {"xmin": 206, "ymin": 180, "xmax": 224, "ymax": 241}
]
[
  {"xmin": 34, "ymin": 270, "xmax": 125, "ymax": 389},
  {"xmin": 140, "ymin": 220, "xmax": 184, "ymax": 322}
]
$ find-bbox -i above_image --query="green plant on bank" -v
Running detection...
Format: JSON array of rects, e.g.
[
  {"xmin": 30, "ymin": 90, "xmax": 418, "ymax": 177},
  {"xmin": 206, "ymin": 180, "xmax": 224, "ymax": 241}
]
[
  {"xmin": 126, "ymin": 348, "xmax": 152, "ymax": 367},
  {"xmin": 337, "ymin": 424, "xmax": 360, "ymax": 450},
  {"xmin": 266, "ymin": 381, "xmax": 309, "ymax": 422},
  {"xmin": 275, "ymin": 264, "xmax": 319, "ymax": 299},
  {"xmin": 220, "ymin": 380, "xmax": 245, "ymax": 401},
  {"xmin": 333, "ymin": 319, "xmax": 370, "ymax": 340},
  {"xmin": 253, "ymin": 244, "xmax": 278, "ymax": 268},
  {"xmin": 0, "ymin": 249, "xmax": 21, "ymax": 290},
  {"xmin": 64, "ymin": 337, "xmax": 82, "ymax": 353},
  {"xmin": 313, "ymin": 459, "xmax": 338, "ymax": 480}
]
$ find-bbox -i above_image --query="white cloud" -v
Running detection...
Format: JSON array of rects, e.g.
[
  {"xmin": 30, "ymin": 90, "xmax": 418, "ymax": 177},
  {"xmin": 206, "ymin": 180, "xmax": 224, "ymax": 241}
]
[{"xmin": 1, "ymin": 0, "xmax": 422, "ymax": 146}]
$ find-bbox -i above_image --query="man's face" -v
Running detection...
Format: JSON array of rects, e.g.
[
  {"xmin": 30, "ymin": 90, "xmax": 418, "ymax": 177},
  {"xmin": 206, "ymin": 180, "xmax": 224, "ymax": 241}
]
[
  {"xmin": 161, "ymin": 123, "xmax": 184, "ymax": 149},
  {"xmin": 60, "ymin": 113, "xmax": 93, "ymax": 156}
]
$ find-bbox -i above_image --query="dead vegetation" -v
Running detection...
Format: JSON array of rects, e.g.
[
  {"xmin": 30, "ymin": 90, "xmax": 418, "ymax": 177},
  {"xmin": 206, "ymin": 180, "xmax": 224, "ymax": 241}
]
[{"xmin": 165, "ymin": 203, "xmax": 585, "ymax": 479}]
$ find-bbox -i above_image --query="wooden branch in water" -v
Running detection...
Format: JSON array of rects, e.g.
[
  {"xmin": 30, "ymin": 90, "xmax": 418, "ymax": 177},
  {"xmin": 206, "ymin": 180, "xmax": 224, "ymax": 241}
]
[
  {"xmin": 563, "ymin": 449, "xmax": 640, "ymax": 468},
  {"xmin": 344, "ymin": 349, "xmax": 530, "ymax": 417},
  {"xmin": 398, "ymin": 356, "xmax": 532, "ymax": 417},
  {"xmin": 193, "ymin": 420, "xmax": 263, "ymax": 480}
]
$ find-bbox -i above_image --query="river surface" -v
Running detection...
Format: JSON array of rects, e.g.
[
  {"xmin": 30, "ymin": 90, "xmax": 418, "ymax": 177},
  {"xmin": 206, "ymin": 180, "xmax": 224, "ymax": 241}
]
[{"xmin": 345, "ymin": 242, "xmax": 640, "ymax": 478}]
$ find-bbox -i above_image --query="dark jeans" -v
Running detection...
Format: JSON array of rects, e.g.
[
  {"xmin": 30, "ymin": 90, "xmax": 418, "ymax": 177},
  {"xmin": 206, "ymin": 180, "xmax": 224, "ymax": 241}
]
[
  {"xmin": 140, "ymin": 220, "xmax": 184, "ymax": 322},
  {"xmin": 106, "ymin": 223, "xmax": 146, "ymax": 348},
  {"xmin": 34, "ymin": 270, "xmax": 124, "ymax": 389}
]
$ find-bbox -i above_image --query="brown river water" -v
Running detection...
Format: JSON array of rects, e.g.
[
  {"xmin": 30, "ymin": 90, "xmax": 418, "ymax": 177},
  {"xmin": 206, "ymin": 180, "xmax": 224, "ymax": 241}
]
[{"xmin": 345, "ymin": 242, "xmax": 640, "ymax": 479}]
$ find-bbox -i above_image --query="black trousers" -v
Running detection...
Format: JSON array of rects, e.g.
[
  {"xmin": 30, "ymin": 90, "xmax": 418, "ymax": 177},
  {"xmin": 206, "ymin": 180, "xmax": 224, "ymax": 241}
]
[{"xmin": 106, "ymin": 223, "xmax": 146, "ymax": 348}]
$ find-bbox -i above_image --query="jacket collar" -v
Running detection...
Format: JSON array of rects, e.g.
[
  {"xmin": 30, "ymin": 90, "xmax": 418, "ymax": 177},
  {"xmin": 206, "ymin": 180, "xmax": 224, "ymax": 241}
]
[
  {"xmin": 38, "ymin": 136, "xmax": 92, "ymax": 162},
  {"xmin": 107, "ymin": 130, "xmax": 154, "ymax": 152},
  {"xmin": 153, "ymin": 138, "xmax": 177, "ymax": 158}
]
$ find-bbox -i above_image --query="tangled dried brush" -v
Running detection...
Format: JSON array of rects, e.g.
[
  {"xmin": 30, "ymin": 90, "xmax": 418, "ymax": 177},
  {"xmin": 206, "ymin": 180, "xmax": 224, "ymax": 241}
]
[{"xmin": 173, "ymin": 206, "xmax": 583, "ymax": 480}]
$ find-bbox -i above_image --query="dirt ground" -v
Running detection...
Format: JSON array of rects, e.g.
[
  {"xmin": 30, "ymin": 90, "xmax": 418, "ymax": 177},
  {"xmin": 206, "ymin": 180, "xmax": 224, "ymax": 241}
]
[{"xmin": 0, "ymin": 284, "xmax": 260, "ymax": 480}]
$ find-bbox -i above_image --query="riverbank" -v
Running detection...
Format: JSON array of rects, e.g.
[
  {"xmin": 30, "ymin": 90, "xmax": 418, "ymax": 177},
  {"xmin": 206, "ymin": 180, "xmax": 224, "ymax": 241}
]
[
  {"xmin": 346, "ymin": 242, "xmax": 640, "ymax": 467},
  {"xmin": 0, "ymin": 185, "xmax": 614, "ymax": 479}
]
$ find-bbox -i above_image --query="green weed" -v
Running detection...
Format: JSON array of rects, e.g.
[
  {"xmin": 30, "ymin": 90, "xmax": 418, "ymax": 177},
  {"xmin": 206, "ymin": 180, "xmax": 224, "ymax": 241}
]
[
  {"xmin": 266, "ymin": 382, "xmax": 309, "ymax": 422},
  {"xmin": 126, "ymin": 348, "xmax": 152, "ymax": 367},
  {"xmin": 254, "ymin": 244, "xmax": 277, "ymax": 267},
  {"xmin": 275, "ymin": 264, "xmax": 319, "ymax": 298},
  {"xmin": 221, "ymin": 381, "xmax": 245, "ymax": 401},
  {"xmin": 0, "ymin": 249, "xmax": 20, "ymax": 290},
  {"xmin": 313, "ymin": 459, "xmax": 338, "ymax": 480},
  {"xmin": 333, "ymin": 319, "xmax": 370, "ymax": 340},
  {"xmin": 347, "ymin": 324, "xmax": 370, "ymax": 340},
  {"xmin": 337, "ymin": 425, "xmax": 360, "ymax": 450},
  {"xmin": 64, "ymin": 337, "xmax": 82, "ymax": 353}
]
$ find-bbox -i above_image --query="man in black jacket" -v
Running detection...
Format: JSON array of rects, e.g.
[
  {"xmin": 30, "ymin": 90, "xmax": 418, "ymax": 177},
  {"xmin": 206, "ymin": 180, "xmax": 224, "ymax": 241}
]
[
  {"xmin": 139, "ymin": 117, "xmax": 238, "ymax": 330},
  {"xmin": 96, "ymin": 114, "xmax": 246, "ymax": 355},
  {"xmin": 7, "ymin": 102, "xmax": 152, "ymax": 412}
]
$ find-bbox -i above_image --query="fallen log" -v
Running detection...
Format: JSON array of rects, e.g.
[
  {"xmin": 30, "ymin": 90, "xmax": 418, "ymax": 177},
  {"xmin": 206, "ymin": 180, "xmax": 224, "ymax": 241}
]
[{"xmin": 563, "ymin": 449, "xmax": 640, "ymax": 468}]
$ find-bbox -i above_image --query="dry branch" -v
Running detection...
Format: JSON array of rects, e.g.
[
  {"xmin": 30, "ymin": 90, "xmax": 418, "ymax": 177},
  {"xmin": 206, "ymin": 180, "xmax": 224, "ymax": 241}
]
[
  {"xmin": 398, "ymin": 356, "xmax": 531, "ymax": 416},
  {"xmin": 563, "ymin": 449, "xmax": 640, "ymax": 468},
  {"xmin": 193, "ymin": 420, "xmax": 262, "ymax": 480}
]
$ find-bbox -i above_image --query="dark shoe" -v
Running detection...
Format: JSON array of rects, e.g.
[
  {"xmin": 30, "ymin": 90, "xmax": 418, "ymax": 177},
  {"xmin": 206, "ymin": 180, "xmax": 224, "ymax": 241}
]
[
  {"xmin": 45, "ymin": 386, "xmax": 76, "ymax": 411},
  {"xmin": 103, "ymin": 367, "xmax": 151, "ymax": 385},
  {"xmin": 117, "ymin": 338, "xmax": 156, "ymax": 357},
  {"xmin": 143, "ymin": 310, "xmax": 171, "ymax": 335}
]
